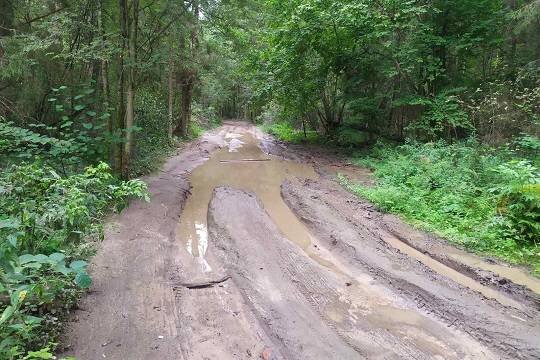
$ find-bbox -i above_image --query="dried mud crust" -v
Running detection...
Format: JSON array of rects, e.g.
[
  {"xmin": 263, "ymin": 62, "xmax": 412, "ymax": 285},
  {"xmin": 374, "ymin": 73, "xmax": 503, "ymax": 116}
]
[{"xmin": 281, "ymin": 178, "xmax": 540, "ymax": 359}]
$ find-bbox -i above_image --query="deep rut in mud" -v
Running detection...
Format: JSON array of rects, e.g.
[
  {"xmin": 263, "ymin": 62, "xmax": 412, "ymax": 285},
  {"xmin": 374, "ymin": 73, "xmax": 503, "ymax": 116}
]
[{"xmin": 63, "ymin": 123, "xmax": 540, "ymax": 360}]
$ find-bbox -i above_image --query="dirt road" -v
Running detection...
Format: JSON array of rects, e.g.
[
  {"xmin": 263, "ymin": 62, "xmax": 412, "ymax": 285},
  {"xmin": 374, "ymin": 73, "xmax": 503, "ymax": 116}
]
[{"xmin": 62, "ymin": 122, "xmax": 540, "ymax": 359}]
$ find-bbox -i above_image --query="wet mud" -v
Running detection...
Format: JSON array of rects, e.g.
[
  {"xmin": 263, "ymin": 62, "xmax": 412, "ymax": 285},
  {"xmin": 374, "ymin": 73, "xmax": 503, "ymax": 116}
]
[{"xmin": 62, "ymin": 122, "xmax": 540, "ymax": 360}]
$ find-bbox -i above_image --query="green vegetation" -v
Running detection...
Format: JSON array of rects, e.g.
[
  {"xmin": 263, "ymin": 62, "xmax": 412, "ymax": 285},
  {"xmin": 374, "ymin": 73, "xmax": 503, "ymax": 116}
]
[
  {"xmin": 262, "ymin": 122, "xmax": 320, "ymax": 144},
  {"xmin": 1, "ymin": 1, "xmax": 230, "ymax": 355},
  {"xmin": 344, "ymin": 137, "xmax": 539, "ymax": 273},
  {"xmin": 1, "ymin": 0, "xmax": 539, "ymax": 355},
  {"xmin": 241, "ymin": 1, "xmax": 539, "ymax": 273},
  {"xmin": 0, "ymin": 161, "xmax": 148, "ymax": 358}
]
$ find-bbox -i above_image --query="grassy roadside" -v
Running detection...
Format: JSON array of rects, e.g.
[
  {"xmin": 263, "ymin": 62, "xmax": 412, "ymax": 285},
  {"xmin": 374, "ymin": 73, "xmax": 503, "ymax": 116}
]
[
  {"xmin": 344, "ymin": 140, "xmax": 539, "ymax": 276},
  {"xmin": 260, "ymin": 122, "xmax": 321, "ymax": 144},
  {"xmin": 0, "ymin": 163, "xmax": 149, "ymax": 359}
]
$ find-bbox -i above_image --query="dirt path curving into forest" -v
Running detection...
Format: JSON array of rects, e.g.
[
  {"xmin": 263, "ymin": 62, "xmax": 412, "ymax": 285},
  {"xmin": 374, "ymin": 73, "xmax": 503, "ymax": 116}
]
[{"xmin": 62, "ymin": 121, "xmax": 540, "ymax": 360}]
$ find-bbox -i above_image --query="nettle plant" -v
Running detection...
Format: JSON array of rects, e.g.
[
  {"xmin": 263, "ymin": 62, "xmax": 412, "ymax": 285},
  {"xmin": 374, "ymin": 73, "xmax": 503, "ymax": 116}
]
[
  {"xmin": 0, "ymin": 232, "xmax": 91, "ymax": 358},
  {"xmin": 0, "ymin": 84, "xmax": 114, "ymax": 171},
  {"xmin": 491, "ymin": 160, "xmax": 540, "ymax": 247},
  {"xmin": 43, "ymin": 84, "xmax": 114, "ymax": 166},
  {"xmin": 0, "ymin": 162, "xmax": 148, "ymax": 357}
]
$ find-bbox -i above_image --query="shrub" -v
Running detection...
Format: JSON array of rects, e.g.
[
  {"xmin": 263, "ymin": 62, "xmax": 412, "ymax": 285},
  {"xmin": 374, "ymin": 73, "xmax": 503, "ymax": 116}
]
[
  {"xmin": 0, "ymin": 161, "xmax": 148, "ymax": 357},
  {"xmin": 348, "ymin": 141, "xmax": 540, "ymax": 274},
  {"xmin": 131, "ymin": 92, "xmax": 174, "ymax": 176},
  {"xmin": 491, "ymin": 160, "xmax": 540, "ymax": 247},
  {"xmin": 264, "ymin": 122, "xmax": 320, "ymax": 144},
  {"xmin": 334, "ymin": 127, "xmax": 370, "ymax": 147}
]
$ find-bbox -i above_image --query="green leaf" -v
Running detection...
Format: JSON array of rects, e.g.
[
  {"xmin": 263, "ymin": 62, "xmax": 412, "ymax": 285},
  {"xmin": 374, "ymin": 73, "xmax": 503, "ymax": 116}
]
[
  {"xmin": 7, "ymin": 234, "xmax": 18, "ymax": 247},
  {"xmin": 53, "ymin": 261, "xmax": 71, "ymax": 276},
  {"xmin": 86, "ymin": 111, "xmax": 97, "ymax": 117},
  {"xmin": 75, "ymin": 272, "xmax": 92, "ymax": 288},
  {"xmin": 24, "ymin": 315, "xmax": 42, "ymax": 325},
  {"xmin": 69, "ymin": 260, "xmax": 87, "ymax": 271},
  {"xmin": 33, "ymin": 254, "xmax": 49, "ymax": 263},
  {"xmin": 0, "ymin": 306, "xmax": 15, "ymax": 325},
  {"xmin": 48, "ymin": 253, "xmax": 65, "ymax": 263},
  {"xmin": 82, "ymin": 123, "xmax": 93, "ymax": 129},
  {"xmin": 19, "ymin": 254, "xmax": 35, "ymax": 264},
  {"xmin": 23, "ymin": 347, "xmax": 55, "ymax": 359},
  {"xmin": 0, "ymin": 218, "xmax": 20, "ymax": 229},
  {"xmin": 74, "ymin": 104, "xmax": 86, "ymax": 111}
]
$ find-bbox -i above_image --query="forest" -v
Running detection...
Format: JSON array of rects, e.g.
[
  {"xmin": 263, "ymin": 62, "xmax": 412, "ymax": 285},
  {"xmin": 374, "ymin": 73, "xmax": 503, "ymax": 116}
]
[{"xmin": 0, "ymin": 0, "xmax": 539, "ymax": 358}]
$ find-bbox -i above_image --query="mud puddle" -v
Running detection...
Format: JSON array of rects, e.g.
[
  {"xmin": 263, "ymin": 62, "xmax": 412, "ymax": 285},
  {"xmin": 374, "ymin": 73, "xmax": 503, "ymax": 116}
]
[
  {"xmin": 380, "ymin": 233, "xmax": 523, "ymax": 309},
  {"xmin": 446, "ymin": 248, "xmax": 540, "ymax": 295},
  {"xmin": 177, "ymin": 130, "xmax": 322, "ymax": 271},
  {"xmin": 179, "ymin": 129, "xmax": 526, "ymax": 309}
]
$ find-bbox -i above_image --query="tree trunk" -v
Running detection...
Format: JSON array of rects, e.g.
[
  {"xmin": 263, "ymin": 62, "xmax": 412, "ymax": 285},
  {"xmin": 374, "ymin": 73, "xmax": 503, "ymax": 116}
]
[
  {"xmin": 0, "ymin": 0, "xmax": 13, "ymax": 37},
  {"xmin": 98, "ymin": 0, "xmax": 112, "ymax": 164},
  {"xmin": 180, "ymin": 80, "xmax": 193, "ymax": 137},
  {"xmin": 115, "ymin": 0, "xmax": 128, "ymax": 174},
  {"xmin": 0, "ymin": 0, "xmax": 13, "ymax": 62},
  {"xmin": 508, "ymin": 0, "xmax": 518, "ymax": 80},
  {"xmin": 174, "ymin": 29, "xmax": 189, "ymax": 137},
  {"xmin": 122, "ymin": 0, "xmax": 139, "ymax": 179},
  {"xmin": 168, "ymin": 50, "xmax": 174, "ymax": 140},
  {"xmin": 174, "ymin": 2, "xmax": 199, "ymax": 137}
]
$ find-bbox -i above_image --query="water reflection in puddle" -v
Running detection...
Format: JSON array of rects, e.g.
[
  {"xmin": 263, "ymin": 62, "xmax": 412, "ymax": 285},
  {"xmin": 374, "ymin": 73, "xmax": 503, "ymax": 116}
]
[{"xmin": 176, "ymin": 130, "xmax": 319, "ymax": 272}]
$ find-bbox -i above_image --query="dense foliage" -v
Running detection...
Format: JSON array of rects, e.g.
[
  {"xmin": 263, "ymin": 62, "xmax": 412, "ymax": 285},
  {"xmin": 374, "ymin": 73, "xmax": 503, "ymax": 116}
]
[
  {"xmin": 1, "ymin": 0, "xmax": 235, "ymax": 354},
  {"xmin": 345, "ymin": 137, "xmax": 539, "ymax": 273},
  {"xmin": 241, "ymin": 0, "xmax": 539, "ymax": 145},
  {"xmin": 1, "ymin": 0, "xmax": 539, "ymax": 355},
  {"xmin": 238, "ymin": 0, "xmax": 539, "ymax": 272},
  {"xmin": 0, "ymin": 162, "xmax": 148, "ymax": 358}
]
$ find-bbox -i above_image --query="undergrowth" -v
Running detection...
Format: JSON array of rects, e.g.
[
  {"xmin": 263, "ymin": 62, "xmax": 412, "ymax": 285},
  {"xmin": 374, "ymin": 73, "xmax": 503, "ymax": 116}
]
[
  {"xmin": 131, "ymin": 95, "xmax": 221, "ymax": 176},
  {"xmin": 345, "ymin": 137, "xmax": 540, "ymax": 275},
  {"xmin": 0, "ymin": 162, "xmax": 148, "ymax": 358},
  {"xmin": 261, "ymin": 122, "xmax": 320, "ymax": 144},
  {"xmin": 1, "ymin": 95, "xmax": 150, "ymax": 358}
]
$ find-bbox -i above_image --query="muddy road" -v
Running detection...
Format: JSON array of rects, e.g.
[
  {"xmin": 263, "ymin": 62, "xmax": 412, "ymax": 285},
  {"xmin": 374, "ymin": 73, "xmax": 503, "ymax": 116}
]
[{"xmin": 63, "ymin": 122, "xmax": 540, "ymax": 359}]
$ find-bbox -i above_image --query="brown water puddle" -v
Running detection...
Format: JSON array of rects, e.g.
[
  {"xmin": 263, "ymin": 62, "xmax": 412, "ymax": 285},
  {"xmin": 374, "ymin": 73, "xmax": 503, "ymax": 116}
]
[
  {"xmin": 177, "ymin": 129, "xmax": 523, "ymax": 310},
  {"xmin": 446, "ymin": 248, "xmax": 540, "ymax": 295},
  {"xmin": 177, "ymin": 131, "xmax": 319, "ymax": 272},
  {"xmin": 379, "ymin": 233, "xmax": 524, "ymax": 309}
]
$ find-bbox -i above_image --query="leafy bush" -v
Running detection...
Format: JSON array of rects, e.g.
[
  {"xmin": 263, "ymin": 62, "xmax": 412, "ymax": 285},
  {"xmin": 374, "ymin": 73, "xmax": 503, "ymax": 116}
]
[
  {"xmin": 0, "ymin": 252, "xmax": 89, "ymax": 358},
  {"xmin": 1, "ymin": 85, "xmax": 114, "ymax": 171},
  {"xmin": 334, "ymin": 127, "xmax": 370, "ymax": 147},
  {"xmin": 192, "ymin": 103, "xmax": 222, "ymax": 129},
  {"xmin": 263, "ymin": 122, "xmax": 320, "ymax": 144},
  {"xmin": 348, "ymin": 141, "xmax": 540, "ymax": 274},
  {"xmin": 131, "ymin": 92, "xmax": 174, "ymax": 176},
  {"xmin": 403, "ymin": 92, "xmax": 473, "ymax": 141},
  {"xmin": 491, "ymin": 161, "xmax": 539, "ymax": 247},
  {"xmin": 0, "ymin": 162, "xmax": 148, "ymax": 357}
]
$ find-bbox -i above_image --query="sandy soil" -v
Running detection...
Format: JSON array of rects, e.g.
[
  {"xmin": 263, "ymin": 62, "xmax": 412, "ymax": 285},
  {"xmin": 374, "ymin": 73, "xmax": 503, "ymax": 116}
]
[{"xmin": 62, "ymin": 122, "xmax": 540, "ymax": 359}]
